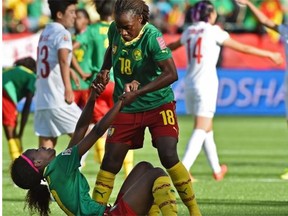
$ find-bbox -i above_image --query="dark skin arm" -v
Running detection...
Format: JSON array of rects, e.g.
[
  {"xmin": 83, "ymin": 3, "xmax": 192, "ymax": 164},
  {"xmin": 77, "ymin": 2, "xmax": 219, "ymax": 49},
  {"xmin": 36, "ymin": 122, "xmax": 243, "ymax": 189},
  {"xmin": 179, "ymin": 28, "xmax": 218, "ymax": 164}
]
[
  {"xmin": 17, "ymin": 92, "xmax": 33, "ymax": 139},
  {"xmin": 167, "ymin": 39, "xmax": 182, "ymax": 51},
  {"xmin": 67, "ymin": 82, "xmax": 123, "ymax": 157},
  {"xmin": 96, "ymin": 46, "xmax": 113, "ymax": 86},
  {"xmin": 67, "ymin": 83, "xmax": 104, "ymax": 150},
  {"xmin": 119, "ymin": 57, "xmax": 178, "ymax": 104},
  {"xmin": 76, "ymin": 100, "xmax": 123, "ymax": 157}
]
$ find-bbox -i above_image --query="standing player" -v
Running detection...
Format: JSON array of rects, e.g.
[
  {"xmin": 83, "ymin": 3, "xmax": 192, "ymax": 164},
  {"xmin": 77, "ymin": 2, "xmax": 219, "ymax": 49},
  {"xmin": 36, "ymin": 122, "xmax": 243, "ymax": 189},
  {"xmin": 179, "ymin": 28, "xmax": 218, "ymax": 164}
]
[
  {"xmin": 71, "ymin": 8, "xmax": 92, "ymax": 110},
  {"xmin": 2, "ymin": 57, "xmax": 36, "ymax": 161},
  {"xmin": 73, "ymin": 0, "xmax": 134, "ymax": 177},
  {"xmin": 11, "ymin": 82, "xmax": 178, "ymax": 216},
  {"xmin": 94, "ymin": 0, "xmax": 202, "ymax": 215},
  {"xmin": 167, "ymin": 0, "xmax": 283, "ymax": 181},
  {"xmin": 236, "ymin": 0, "xmax": 288, "ymax": 180},
  {"xmin": 35, "ymin": 0, "xmax": 82, "ymax": 149}
]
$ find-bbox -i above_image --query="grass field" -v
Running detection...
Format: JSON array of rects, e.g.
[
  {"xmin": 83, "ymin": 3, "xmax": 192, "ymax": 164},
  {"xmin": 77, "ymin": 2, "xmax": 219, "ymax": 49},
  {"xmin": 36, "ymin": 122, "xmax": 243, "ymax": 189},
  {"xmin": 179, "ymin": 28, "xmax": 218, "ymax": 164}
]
[{"xmin": 2, "ymin": 114, "xmax": 288, "ymax": 216}]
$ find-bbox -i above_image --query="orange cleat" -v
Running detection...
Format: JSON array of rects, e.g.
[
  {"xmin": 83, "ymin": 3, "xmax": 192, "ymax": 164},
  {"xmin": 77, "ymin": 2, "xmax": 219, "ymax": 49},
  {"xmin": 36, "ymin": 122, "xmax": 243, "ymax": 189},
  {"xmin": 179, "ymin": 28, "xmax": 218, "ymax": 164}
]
[{"xmin": 213, "ymin": 164, "xmax": 228, "ymax": 181}]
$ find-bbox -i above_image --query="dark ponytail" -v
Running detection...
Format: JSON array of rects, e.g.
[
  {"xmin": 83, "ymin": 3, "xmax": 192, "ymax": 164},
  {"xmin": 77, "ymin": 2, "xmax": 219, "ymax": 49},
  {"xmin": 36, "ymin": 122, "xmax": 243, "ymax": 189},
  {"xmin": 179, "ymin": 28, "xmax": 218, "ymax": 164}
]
[{"xmin": 11, "ymin": 157, "xmax": 51, "ymax": 216}]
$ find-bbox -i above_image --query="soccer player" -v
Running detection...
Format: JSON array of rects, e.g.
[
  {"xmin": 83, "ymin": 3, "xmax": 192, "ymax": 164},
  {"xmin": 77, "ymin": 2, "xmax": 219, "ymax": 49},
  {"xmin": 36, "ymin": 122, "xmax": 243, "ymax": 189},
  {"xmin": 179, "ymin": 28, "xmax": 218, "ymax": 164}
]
[
  {"xmin": 94, "ymin": 0, "xmax": 202, "ymax": 215},
  {"xmin": 167, "ymin": 0, "xmax": 283, "ymax": 181},
  {"xmin": 2, "ymin": 57, "xmax": 36, "ymax": 161},
  {"xmin": 10, "ymin": 82, "xmax": 178, "ymax": 216},
  {"xmin": 70, "ymin": 8, "xmax": 92, "ymax": 110},
  {"xmin": 236, "ymin": 0, "xmax": 288, "ymax": 180},
  {"xmin": 73, "ymin": 0, "xmax": 134, "ymax": 177},
  {"xmin": 34, "ymin": 0, "xmax": 82, "ymax": 149}
]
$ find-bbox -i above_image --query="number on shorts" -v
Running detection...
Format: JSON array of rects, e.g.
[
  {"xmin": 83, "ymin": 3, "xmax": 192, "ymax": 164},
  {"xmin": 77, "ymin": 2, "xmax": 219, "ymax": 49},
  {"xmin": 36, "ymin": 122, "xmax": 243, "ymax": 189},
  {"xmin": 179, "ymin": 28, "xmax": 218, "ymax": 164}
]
[{"xmin": 159, "ymin": 110, "xmax": 175, "ymax": 125}]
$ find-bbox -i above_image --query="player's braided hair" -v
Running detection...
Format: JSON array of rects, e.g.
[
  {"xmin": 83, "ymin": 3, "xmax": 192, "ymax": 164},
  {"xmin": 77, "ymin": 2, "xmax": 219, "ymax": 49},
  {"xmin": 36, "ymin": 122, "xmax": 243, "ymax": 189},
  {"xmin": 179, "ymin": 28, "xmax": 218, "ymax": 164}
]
[
  {"xmin": 191, "ymin": 0, "xmax": 214, "ymax": 22},
  {"xmin": 11, "ymin": 157, "xmax": 51, "ymax": 216},
  {"xmin": 114, "ymin": 0, "xmax": 149, "ymax": 24},
  {"xmin": 48, "ymin": 0, "xmax": 78, "ymax": 20},
  {"xmin": 14, "ymin": 57, "xmax": 36, "ymax": 73},
  {"xmin": 93, "ymin": 0, "xmax": 116, "ymax": 18}
]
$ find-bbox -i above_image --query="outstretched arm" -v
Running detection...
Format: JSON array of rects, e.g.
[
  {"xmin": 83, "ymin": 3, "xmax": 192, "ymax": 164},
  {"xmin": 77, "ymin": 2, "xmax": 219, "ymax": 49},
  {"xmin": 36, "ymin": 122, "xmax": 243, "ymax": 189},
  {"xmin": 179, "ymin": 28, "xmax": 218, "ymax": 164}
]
[
  {"xmin": 119, "ymin": 58, "xmax": 178, "ymax": 105},
  {"xmin": 167, "ymin": 39, "xmax": 182, "ymax": 51},
  {"xmin": 67, "ymin": 83, "xmax": 105, "ymax": 149},
  {"xmin": 77, "ymin": 99, "xmax": 123, "ymax": 157},
  {"xmin": 96, "ymin": 46, "xmax": 113, "ymax": 86},
  {"xmin": 223, "ymin": 37, "xmax": 283, "ymax": 65},
  {"xmin": 236, "ymin": 0, "xmax": 279, "ymax": 32}
]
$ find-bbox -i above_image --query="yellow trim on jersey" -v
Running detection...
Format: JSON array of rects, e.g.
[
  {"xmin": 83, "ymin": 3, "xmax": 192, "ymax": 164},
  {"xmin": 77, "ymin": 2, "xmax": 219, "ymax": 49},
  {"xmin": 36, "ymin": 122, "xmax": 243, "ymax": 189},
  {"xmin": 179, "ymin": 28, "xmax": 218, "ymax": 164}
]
[
  {"xmin": 50, "ymin": 189, "xmax": 75, "ymax": 216},
  {"xmin": 121, "ymin": 23, "xmax": 148, "ymax": 46},
  {"xmin": 45, "ymin": 175, "xmax": 74, "ymax": 216},
  {"xmin": 18, "ymin": 66, "xmax": 34, "ymax": 74}
]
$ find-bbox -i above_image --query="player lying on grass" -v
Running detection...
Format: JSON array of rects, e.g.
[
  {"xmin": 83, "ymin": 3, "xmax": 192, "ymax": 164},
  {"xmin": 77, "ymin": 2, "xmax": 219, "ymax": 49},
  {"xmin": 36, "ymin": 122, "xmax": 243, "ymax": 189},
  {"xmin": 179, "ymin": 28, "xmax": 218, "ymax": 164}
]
[{"xmin": 10, "ymin": 81, "xmax": 178, "ymax": 216}]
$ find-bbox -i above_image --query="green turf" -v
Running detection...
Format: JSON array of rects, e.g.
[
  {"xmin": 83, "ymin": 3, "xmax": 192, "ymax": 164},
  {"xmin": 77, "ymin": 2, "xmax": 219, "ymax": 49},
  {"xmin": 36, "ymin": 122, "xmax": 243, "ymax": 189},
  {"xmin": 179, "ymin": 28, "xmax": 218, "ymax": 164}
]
[{"xmin": 2, "ymin": 115, "xmax": 288, "ymax": 215}]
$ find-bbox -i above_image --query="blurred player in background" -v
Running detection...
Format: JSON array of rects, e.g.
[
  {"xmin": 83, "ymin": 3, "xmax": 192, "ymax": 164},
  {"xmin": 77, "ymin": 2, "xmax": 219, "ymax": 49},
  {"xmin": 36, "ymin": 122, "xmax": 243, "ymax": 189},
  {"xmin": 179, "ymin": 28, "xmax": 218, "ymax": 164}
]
[
  {"xmin": 34, "ymin": 0, "xmax": 82, "ymax": 149},
  {"xmin": 70, "ymin": 8, "xmax": 92, "ymax": 110},
  {"xmin": 11, "ymin": 82, "xmax": 178, "ymax": 216},
  {"xmin": 236, "ymin": 0, "xmax": 288, "ymax": 180},
  {"xmin": 2, "ymin": 57, "xmax": 36, "ymax": 161},
  {"xmin": 168, "ymin": 0, "xmax": 283, "ymax": 181},
  {"xmin": 70, "ymin": 8, "xmax": 93, "ymax": 169},
  {"xmin": 93, "ymin": 0, "xmax": 202, "ymax": 215},
  {"xmin": 73, "ymin": 0, "xmax": 134, "ymax": 177}
]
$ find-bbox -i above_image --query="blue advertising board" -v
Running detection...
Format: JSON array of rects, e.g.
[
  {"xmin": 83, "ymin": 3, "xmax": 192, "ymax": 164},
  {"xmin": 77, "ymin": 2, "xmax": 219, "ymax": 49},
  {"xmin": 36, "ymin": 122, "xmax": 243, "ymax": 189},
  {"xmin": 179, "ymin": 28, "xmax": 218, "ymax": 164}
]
[
  {"xmin": 18, "ymin": 68, "xmax": 286, "ymax": 116},
  {"xmin": 172, "ymin": 68, "xmax": 286, "ymax": 116}
]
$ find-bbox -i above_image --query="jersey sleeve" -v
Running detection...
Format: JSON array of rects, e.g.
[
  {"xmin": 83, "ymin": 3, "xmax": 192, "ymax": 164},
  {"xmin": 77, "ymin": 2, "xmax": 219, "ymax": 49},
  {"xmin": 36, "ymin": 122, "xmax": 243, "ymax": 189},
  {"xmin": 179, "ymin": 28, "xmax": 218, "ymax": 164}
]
[
  {"xmin": 147, "ymin": 31, "xmax": 172, "ymax": 62},
  {"xmin": 108, "ymin": 22, "xmax": 116, "ymax": 47},
  {"xmin": 55, "ymin": 29, "xmax": 73, "ymax": 51},
  {"xmin": 212, "ymin": 25, "xmax": 230, "ymax": 45}
]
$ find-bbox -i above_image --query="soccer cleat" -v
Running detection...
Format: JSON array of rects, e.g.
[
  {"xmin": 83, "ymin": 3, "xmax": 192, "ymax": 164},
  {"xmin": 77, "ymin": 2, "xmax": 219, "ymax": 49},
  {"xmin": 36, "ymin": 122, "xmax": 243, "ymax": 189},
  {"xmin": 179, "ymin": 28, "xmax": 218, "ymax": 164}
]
[
  {"xmin": 280, "ymin": 170, "xmax": 288, "ymax": 180},
  {"xmin": 213, "ymin": 164, "xmax": 228, "ymax": 181}
]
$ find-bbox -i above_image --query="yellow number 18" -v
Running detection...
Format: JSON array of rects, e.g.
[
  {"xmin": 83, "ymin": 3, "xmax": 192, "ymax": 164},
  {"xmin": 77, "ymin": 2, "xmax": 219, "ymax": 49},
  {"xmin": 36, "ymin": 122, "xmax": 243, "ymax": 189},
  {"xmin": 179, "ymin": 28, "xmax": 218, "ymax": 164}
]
[{"xmin": 159, "ymin": 110, "xmax": 175, "ymax": 125}]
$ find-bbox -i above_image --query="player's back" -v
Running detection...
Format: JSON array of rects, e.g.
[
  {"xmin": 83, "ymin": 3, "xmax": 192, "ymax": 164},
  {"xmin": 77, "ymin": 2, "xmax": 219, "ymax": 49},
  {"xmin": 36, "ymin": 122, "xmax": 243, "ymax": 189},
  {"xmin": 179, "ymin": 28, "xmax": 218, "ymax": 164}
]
[
  {"xmin": 36, "ymin": 22, "xmax": 73, "ymax": 109},
  {"xmin": 181, "ymin": 21, "xmax": 227, "ymax": 88}
]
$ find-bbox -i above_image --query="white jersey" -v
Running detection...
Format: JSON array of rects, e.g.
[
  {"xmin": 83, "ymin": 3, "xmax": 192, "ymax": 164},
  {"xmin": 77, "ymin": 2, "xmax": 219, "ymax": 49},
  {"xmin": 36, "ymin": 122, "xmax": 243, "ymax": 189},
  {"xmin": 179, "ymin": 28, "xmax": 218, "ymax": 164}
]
[
  {"xmin": 180, "ymin": 22, "xmax": 229, "ymax": 117},
  {"xmin": 35, "ymin": 22, "xmax": 73, "ymax": 110},
  {"xmin": 180, "ymin": 21, "xmax": 229, "ymax": 90}
]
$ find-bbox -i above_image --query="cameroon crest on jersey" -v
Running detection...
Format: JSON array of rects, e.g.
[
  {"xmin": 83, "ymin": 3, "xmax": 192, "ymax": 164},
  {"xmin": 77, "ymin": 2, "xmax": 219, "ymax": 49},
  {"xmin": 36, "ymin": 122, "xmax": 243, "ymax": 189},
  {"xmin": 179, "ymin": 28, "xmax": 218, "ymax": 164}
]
[{"xmin": 132, "ymin": 49, "xmax": 142, "ymax": 61}]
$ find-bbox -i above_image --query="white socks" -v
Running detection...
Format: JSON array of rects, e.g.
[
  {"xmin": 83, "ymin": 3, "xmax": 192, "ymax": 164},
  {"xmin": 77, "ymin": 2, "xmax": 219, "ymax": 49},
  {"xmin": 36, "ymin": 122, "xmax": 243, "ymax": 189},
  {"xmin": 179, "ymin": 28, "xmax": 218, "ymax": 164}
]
[
  {"xmin": 182, "ymin": 129, "xmax": 207, "ymax": 171},
  {"xmin": 182, "ymin": 130, "xmax": 222, "ymax": 174},
  {"xmin": 203, "ymin": 131, "xmax": 221, "ymax": 173}
]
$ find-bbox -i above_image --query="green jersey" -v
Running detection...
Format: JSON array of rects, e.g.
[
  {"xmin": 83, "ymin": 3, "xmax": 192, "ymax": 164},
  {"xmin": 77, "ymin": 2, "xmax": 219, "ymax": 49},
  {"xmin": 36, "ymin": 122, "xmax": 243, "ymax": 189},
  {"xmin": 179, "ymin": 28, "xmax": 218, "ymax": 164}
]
[
  {"xmin": 44, "ymin": 146, "xmax": 106, "ymax": 216},
  {"xmin": 88, "ymin": 21, "xmax": 114, "ymax": 81},
  {"xmin": 2, "ymin": 66, "xmax": 36, "ymax": 104},
  {"xmin": 72, "ymin": 30, "xmax": 92, "ymax": 90},
  {"xmin": 108, "ymin": 22, "xmax": 175, "ymax": 112}
]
